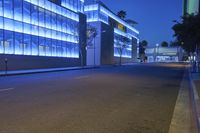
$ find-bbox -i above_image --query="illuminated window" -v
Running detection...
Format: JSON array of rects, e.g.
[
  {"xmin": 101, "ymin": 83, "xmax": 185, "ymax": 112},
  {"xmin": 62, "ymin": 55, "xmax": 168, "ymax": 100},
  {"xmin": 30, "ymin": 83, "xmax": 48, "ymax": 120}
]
[
  {"xmin": 4, "ymin": 18, "xmax": 14, "ymax": 31},
  {"xmin": 0, "ymin": 0, "xmax": 80, "ymax": 58},
  {"xmin": 4, "ymin": 31, "xmax": 14, "ymax": 54},
  {"xmin": 4, "ymin": 41, "xmax": 10, "ymax": 53},
  {"xmin": 24, "ymin": 34, "xmax": 31, "ymax": 55},
  {"xmin": 31, "ymin": 36, "xmax": 39, "ymax": 55},
  {"xmin": 0, "ymin": 17, "xmax": 2, "ymax": 29},
  {"xmin": 39, "ymin": 45, "xmax": 45, "ymax": 56},
  {"xmin": 4, "ymin": 0, "xmax": 13, "ymax": 19},
  {"xmin": 46, "ymin": 38, "xmax": 52, "ymax": 56},
  {"xmin": 38, "ymin": 7, "xmax": 45, "ymax": 27},
  {"xmin": 14, "ymin": 0, "xmax": 23, "ymax": 21},
  {"xmin": 52, "ymin": 40, "xmax": 57, "ymax": 56},
  {"xmin": 56, "ymin": 42, "xmax": 62, "ymax": 56},
  {"xmin": 0, "ymin": 41, "xmax": 3, "ymax": 53},
  {"xmin": 0, "ymin": 0, "xmax": 3, "ymax": 17},
  {"xmin": 31, "ymin": 25, "xmax": 38, "ymax": 36},
  {"xmin": 14, "ymin": 21, "xmax": 23, "ymax": 33},
  {"xmin": 0, "ymin": 29, "xmax": 3, "ymax": 53},
  {"xmin": 39, "ymin": 0, "xmax": 45, "ymax": 8},
  {"xmin": 46, "ymin": 45, "xmax": 51, "ymax": 56},
  {"xmin": 14, "ymin": 32, "xmax": 23, "ymax": 55},
  {"xmin": 45, "ymin": 0, "xmax": 52, "ymax": 11},
  {"xmin": 45, "ymin": 10, "xmax": 52, "ymax": 29},
  {"xmin": 23, "ymin": 1, "xmax": 31, "ymax": 23},
  {"xmin": 31, "ymin": 5, "xmax": 38, "ymax": 26}
]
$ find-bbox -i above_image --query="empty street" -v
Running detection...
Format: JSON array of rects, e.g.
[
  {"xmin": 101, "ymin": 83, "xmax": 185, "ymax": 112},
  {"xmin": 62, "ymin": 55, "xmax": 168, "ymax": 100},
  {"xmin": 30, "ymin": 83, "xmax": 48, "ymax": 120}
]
[{"xmin": 0, "ymin": 63, "xmax": 186, "ymax": 133}]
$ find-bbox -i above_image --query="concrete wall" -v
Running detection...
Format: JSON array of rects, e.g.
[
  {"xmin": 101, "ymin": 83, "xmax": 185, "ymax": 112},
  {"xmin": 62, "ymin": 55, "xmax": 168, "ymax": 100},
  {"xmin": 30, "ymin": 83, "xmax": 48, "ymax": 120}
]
[
  {"xmin": 0, "ymin": 54, "xmax": 80, "ymax": 71},
  {"xmin": 87, "ymin": 22, "xmax": 137, "ymax": 65},
  {"xmin": 79, "ymin": 13, "xmax": 87, "ymax": 66},
  {"xmin": 100, "ymin": 22, "xmax": 114, "ymax": 65},
  {"xmin": 86, "ymin": 22, "xmax": 101, "ymax": 66},
  {"xmin": 132, "ymin": 37, "xmax": 138, "ymax": 62},
  {"xmin": 113, "ymin": 57, "xmax": 133, "ymax": 65}
]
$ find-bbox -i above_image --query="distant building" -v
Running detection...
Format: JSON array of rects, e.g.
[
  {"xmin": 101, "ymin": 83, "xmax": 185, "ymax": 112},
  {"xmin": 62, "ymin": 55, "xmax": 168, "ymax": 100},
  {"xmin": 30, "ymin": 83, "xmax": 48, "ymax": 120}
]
[
  {"xmin": 84, "ymin": 1, "xmax": 139, "ymax": 65},
  {"xmin": 183, "ymin": 0, "xmax": 200, "ymax": 15},
  {"xmin": 145, "ymin": 47, "xmax": 184, "ymax": 62}
]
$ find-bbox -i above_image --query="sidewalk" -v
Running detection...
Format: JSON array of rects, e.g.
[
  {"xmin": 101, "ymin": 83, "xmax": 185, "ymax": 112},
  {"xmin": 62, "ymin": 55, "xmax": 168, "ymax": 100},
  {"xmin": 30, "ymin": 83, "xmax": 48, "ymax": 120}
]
[
  {"xmin": 0, "ymin": 66, "xmax": 98, "ymax": 76},
  {"xmin": 189, "ymin": 71, "xmax": 200, "ymax": 133},
  {"xmin": 169, "ymin": 70, "xmax": 196, "ymax": 133}
]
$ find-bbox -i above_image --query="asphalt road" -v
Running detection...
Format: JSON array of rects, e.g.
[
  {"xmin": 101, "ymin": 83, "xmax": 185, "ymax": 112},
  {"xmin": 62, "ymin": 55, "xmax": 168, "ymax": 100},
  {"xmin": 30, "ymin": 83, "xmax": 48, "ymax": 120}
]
[{"xmin": 0, "ymin": 63, "xmax": 186, "ymax": 133}]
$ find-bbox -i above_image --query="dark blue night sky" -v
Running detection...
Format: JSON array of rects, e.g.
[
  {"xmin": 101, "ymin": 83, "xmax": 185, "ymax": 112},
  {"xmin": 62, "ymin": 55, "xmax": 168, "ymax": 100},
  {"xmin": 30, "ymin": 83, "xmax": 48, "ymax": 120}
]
[{"xmin": 86, "ymin": 0, "xmax": 182, "ymax": 46}]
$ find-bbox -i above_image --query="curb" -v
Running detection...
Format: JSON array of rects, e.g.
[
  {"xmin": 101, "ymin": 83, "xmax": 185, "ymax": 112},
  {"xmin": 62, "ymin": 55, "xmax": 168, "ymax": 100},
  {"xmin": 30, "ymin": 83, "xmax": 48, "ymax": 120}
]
[
  {"xmin": 168, "ymin": 70, "xmax": 195, "ymax": 133},
  {"xmin": 0, "ymin": 63, "xmax": 140, "ymax": 77},
  {"xmin": 0, "ymin": 66, "xmax": 99, "ymax": 77},
  {"xmin": 189, "ymin": 71, "xmax": 200, "ymax": 133}
]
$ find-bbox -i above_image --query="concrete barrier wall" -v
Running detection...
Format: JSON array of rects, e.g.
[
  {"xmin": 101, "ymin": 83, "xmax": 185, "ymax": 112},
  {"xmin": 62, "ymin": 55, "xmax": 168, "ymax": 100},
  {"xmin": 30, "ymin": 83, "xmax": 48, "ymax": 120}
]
[{"xmin": 0, "ymin": 54, "xmax": 80, "ymax": 71}]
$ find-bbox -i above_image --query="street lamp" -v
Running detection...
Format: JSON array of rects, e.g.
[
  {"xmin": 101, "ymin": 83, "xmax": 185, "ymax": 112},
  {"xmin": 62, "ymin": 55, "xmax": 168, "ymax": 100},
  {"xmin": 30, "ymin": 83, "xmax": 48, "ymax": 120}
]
[
  {"xmin": 155, "ymin": 43, "xmax": 159, "ymax": 62},
  {"xmin": 4, "ymin": 58, "xmax": 8, "ymax": 75}
]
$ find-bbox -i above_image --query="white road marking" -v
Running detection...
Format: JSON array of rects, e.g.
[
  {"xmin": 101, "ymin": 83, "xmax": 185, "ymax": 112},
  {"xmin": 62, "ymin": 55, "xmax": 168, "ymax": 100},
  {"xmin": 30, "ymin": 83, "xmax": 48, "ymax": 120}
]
[
  {"xmin": 0, "ymin": 88, "xmax": 14, "ymax": 92},
  {"xmin": 75, "ymin": 76, "xmax": 89, "ymax": 79}
]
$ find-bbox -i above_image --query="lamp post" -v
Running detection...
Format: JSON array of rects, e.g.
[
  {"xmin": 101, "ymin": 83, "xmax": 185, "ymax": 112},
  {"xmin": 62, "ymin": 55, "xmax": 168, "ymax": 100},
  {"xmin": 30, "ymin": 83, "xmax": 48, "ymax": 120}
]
[
  {"xmin": 155, "ymin": 43, "xmax": 159, "ymax": 62},
  {"xmin": 4, "ymin": 58, "xmax": 8, "ymax": 75},
  {"xmin": 93, "ymin": 34, "xmax": 96, "ymax": 66}
]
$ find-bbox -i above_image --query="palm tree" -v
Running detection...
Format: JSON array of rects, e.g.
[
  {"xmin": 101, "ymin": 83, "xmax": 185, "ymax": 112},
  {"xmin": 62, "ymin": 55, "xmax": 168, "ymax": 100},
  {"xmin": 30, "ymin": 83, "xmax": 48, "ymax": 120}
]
[
  {"xmin": 117, "ymin": 10, "xmax": 127, "ymax": 19},
  {"xmin": 161, "ymin": 41, "xmax": 169, "ymax": 47},
  {"xmin": 139, "ymin": 40, "xmax": 148, "ymax": 62}
]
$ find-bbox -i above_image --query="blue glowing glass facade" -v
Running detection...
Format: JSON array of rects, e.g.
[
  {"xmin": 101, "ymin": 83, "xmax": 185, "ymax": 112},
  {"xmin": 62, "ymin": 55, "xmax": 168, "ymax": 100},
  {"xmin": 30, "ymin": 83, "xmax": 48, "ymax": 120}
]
[
  {"xmin": 84, "ymin": 2, "xmax": 139, "ymax": 59},
  {"xmin": 0, "ymin": 0, "xmax": 84, "ymax": 58}
]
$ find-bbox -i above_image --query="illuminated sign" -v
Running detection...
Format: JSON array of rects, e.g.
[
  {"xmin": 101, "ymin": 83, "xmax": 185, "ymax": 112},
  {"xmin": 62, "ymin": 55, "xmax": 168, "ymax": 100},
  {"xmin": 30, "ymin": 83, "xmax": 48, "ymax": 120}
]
[{"xmin": 117, "ymin": 23, "xmax": 125, "ymax": 32}]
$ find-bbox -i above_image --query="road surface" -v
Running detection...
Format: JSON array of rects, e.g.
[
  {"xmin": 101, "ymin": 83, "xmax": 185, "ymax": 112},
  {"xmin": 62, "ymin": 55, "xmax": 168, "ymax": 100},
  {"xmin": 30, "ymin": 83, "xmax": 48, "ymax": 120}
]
[{"xmin": 0, "ymin": 63, "xmax": 186, "ymax": 133}]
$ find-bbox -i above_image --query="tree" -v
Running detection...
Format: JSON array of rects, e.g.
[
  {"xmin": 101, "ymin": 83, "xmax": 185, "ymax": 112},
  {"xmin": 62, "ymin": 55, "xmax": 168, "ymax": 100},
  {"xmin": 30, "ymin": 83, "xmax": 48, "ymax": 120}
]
[
  {"xmin": 172, "ymin": 13, "xmax": 200, "ymax": 71},
  {"xmin": 86, "ymin": 24, "xmax": 97, "ymax": 65},
  {"xmin": 117, "ymin": 10, "xmax": 127, "ymax": 19},
  {"xmin": 86, "ymin": 24, "xmax": 97, "ymax": 47},
  {"xmin": 169, "ymin": 40, "xmax": 180, "ymax": 47},
  {"xmin": 72, "ymin": 24, "xmax": 97, "ymax": 67},
  {"xmin": 161, "ymin": 41, "xmax": 169, "ymax": 47},
  {"xmin": 172, "ymin": 13, "xmax": 200, "ymax": 53},
  {"xmin": 140, "ymin": 40, "xmax": 148, "ymax": 47},
  {"xmin": 72, "ymin": 23, "xmax": 84, "ymax": 66},
  {"xmin": 115, "ymin": 35, "xmax": 130, "ymax": 65},
  {"xmin": 139, "ymin": 40, "xmax": 148, "ymax": 62}
]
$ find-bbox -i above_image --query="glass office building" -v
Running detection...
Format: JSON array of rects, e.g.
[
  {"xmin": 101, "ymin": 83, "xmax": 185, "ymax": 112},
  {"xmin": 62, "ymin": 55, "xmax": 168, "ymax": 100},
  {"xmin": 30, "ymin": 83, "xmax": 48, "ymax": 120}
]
[
  {"xmin": 183, "ymin": 0, "xmax": 200, "ymax": 15},
  {"xmin": 0, "ymin": 0, "xmax": 84, "ymax": 58},
  {"xmin": 84, "ymin": 1, "xmax": 139, "ymax": 59}
]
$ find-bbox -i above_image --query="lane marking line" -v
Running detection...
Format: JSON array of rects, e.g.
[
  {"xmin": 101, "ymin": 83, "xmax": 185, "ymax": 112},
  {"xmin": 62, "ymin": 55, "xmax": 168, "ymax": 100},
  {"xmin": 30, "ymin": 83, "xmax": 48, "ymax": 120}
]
[{"xmin": 0, "ymin": 88, "xmax": 14, "ymax": 92}]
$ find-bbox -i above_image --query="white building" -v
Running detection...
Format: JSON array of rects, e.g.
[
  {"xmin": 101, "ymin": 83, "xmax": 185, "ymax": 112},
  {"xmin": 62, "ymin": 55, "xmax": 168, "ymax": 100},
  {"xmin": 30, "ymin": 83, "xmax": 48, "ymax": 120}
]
[{"xmin": 145, "ymin": 47, "xmax": 184, "ymax": 62}]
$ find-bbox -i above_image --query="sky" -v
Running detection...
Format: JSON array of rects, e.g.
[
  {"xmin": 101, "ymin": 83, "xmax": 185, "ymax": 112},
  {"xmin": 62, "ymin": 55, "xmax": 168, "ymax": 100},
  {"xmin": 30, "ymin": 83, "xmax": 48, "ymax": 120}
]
[{"xmin": 86, "ymin": 0, "xmax": 183, "ymax": 46}]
